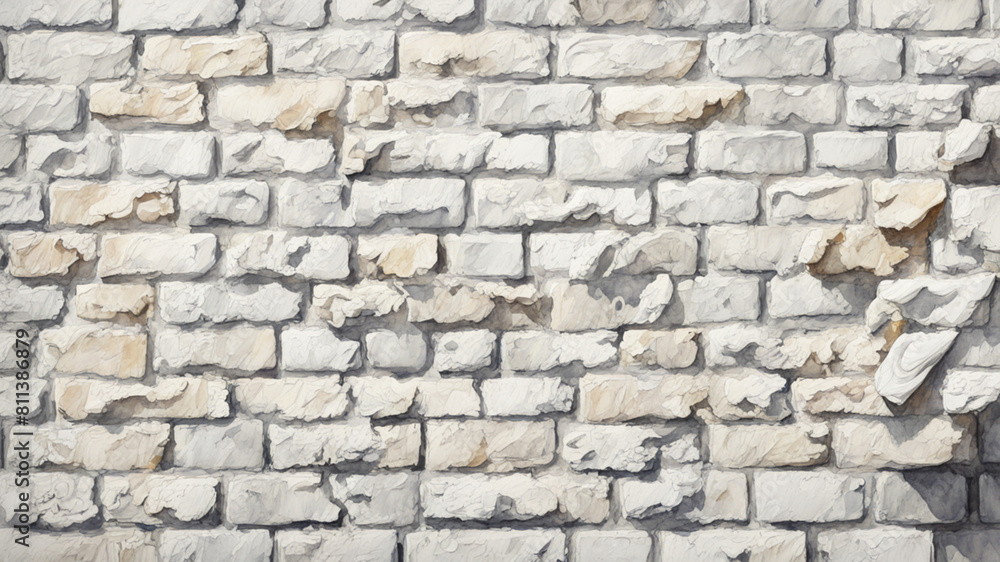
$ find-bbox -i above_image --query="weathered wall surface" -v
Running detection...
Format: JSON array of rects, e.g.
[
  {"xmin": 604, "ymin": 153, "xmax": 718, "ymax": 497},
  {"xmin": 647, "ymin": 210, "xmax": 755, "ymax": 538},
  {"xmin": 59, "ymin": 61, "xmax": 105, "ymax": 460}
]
[{"xmin": 1, "ymin": 0, "xmax": 999, "ymax": 560}]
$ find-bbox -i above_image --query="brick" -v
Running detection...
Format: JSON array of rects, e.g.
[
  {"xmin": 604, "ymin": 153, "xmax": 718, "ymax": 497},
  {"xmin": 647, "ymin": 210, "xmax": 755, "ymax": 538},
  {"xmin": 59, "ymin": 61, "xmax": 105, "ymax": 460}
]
[
  {"xmin": 27, "ymin": 130, "xmax": 113, "ymax": 178},
  {"xmin": 425, "ymin": 419, "xmax": 555, "ymax": 471},
  {"xmin": 99, "ymin": 232, "xmax": 217, "ymax": 278},
  {"xmin": 268, "ymin": 421, "xmax": 419, "ymax": 469},
  {"xmin": 874, "ymin": 471, "xmax": 967, "ymax": 524},
  {"xmin": 832, "ymin": 416, "xmax": 975, "ymax": 469},
  {"xmin": 0, "ymin": 0, "xmax": 111, "ymax": 29},
  {"xmin": 400, "ymin": 31, "xmax": 549, "ymax": 78},
  {"xmin": 406, "ymin": 530, "xmax": 564, "ymax": 562},
  {"xmin": 707, "ymin": 32, "xmax": 825, "ymax": 78},
  {"xmin": 50, "ymin": 178, "xmax": 173, "ymax": 226},
  {"xmin": 225, "ymin": 472, "xmax": 340, "ymax": 525},
  {"xmin": 658, "ymin": 530, "xmax": 806, "ymax": 562},
  {"xmin": 696, "ymin": 130, "xmax": 806, "ymax": 174},
  {"xmin": 271, "ymin": 30, "xmax": 395, "ymax": 77},
  {"xmin": 557, "ymin": 33, "xmax": 700, "ymax": 79},
  {"xmin": 555, "ymin": 131, "xmax": 689, "ymax": 181},
  {"xmin": 212, "ymin": 78, "xmax": 346, "ymax": 131},
  {"xmin": 817, "ymin": 529, "xmax": 933, "ymax": 562},
  {"xmin": 0, "ymin": 86, "xmax": 80, "ymax": 132},
  {"xmin": 658, "ymin": 178, "xmax": 758, "ymax": 225},
  {"xmin": 153, "ymin": 325, "xmax": 276, "ymax": 372},
  {"xmin": 118, "ymin": 0, "xmax": 237, "ymax": 31},
  {"xmin": 846, "ymin": 85, "xmax": 967, "ymax": 127},
  {"xmin": 121, "ymin": 132, "xmax": 214, "ymax": 178},
  {"xmin": 172, "ymin": 419, "xmax": 264, "ymax": 469},
  {"xmin": 243, "ymin": 0, "xmax": 325, "ymax": 27},
  {"xmin": 858, "ymin": 0, "xmax": 980, "ymax": 30},
  {"xmin": 92, "ymin": 80, "xmax": 207, "ymax": 125},
  {"xmin": 755, "ymin": 0, "xmax": 848, "ymax": 29},
  {"xmin": 755, "ymin": 471, "xmax": 865, "ymax": 522},
  {"xmin": 6, "ymin": 32, "xmax": 132, "ymax": 83},
  {"xmin": 472, "ymin": 179, "xmax": 651, "ymax": 228},
  {"xmin": 813, "ymin": 132, "xmax": 889, "ymax": 171},
  {"xmin": 142, "ymin": 34, "xmax": 268, "ymax": 78},
  {"xmin": 160, "ymin": 530, "xmax": 272, "ymax": 562},
  {"xmin": 479, "ymin": 84, "xmax": 592, "ymax": 129},
  {"xmin": 707, "ymin": 423, "xmax": 828, "ymax": 468},
  {"xmin": 276, "ymin": 530, "xmax": 396, "ymax": 561},
  {"xmin": 833, "ymin": 32, "xmax": 903, "ymax": 81}
]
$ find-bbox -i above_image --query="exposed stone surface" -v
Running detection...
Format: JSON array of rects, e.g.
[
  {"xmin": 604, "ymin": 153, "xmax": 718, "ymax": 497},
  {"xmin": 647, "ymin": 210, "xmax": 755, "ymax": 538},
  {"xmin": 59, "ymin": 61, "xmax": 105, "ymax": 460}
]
[
  {"xmin": 658, "ymin": 530, "xmax": 806, "ymax": 562},
  {"xmin": 223, "ymin": 232, "xmax": 350, "ymax": 280},
  {"xmin": 874, "ymin": 330, "xmax": 958, "ymax": 405},
  {"xmin": 212, "ymin": 78, "xmax": 346, "ymax": 131},
  {"xmin": 28, "ymin": 129, "xmax": 114, "ymax": 178},
  {"xmin": 8, "ymin": 5, "xmax": 1000, "ymax": 559},
  {"xmin": 473, "ymin": 179, "xmax": 652, "ymax": 227},
  {"xmin": 874, "ymin": 471, "xmax": 967, "ymax": 524},
  {"xmin": 832, "ymin": 416, "xmax": 975, "ymax": 468},
  {"xmin": 400, "ymin": 31, "xmax": 549, "ymax": 78},
  {"xmin": 598, "ymin": 84, "xmax": 743, "ymax": 126},
  {"xmin": 754, "ymin": 471, "xmax": 865, "ymax": 522},
  {"xmin": 172, "ymin": 420, "xmax": 264, "ymax": 469},
  {"xmin": 707, "ymin": 32, "xmax": 826, "ymax": 78},
  {"xmin": 425, "ymin": 420, "xmax": 554, "ymax": 471},
  {"xmin": 153, "ymin": 325, "xmax": 276, "ymax": 372},
  {"xmin": 99, "ymin": 232, "xmax": 217, "ymax": 277},
  {"xmin": 50, "ymin": 179, "xmax": 174, "ymax": 226},
  {"xmin": 91, "ymin": 80, "xmax": 204, "ymax": 125},
  {"xmin": 7, "ymin": 31, "xmax": 132, "ymax": 83},
  {"xmin": 221, "ymin": 132, "xmax": 335, "ymax": 176},
  {"xmin": 557, "ymin": 34, "xmax": 701, "ymax": 79},
  {"xmin": 707, "ymin": 423, "xmax": 829, "ymax": 468},
  {"xmin": 816, "ymin": 529, "xmax": 934, "ymax": 562},
  {"xmin": 555, "ymin": 131, "xmax": 690, "ymax": 181},
  {"xmin": 578, "ymin": 374, "xmax": 707, "ymax": 422},
  {"xmin": 142, "ymin": 34, "xmax": 268, "ymax": 78},
  {"xmin": 268, "ymin": 420, "xmax": 420, "ymax": 470}
]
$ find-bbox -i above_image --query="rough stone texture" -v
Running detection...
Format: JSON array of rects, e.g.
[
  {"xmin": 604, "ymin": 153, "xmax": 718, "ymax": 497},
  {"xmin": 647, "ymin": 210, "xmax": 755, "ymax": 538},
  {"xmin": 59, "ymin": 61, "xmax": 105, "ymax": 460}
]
[
  {"xmin": 4, "ymin": 4, "xmax": 1000, "ymax": 560},
  {"xmin": 7, "ymin": 31, "xmax": 132, "ymax": 83},
  {"xmin": 142, "ymin": 34, "xmax": 269, "ymax": 78}
]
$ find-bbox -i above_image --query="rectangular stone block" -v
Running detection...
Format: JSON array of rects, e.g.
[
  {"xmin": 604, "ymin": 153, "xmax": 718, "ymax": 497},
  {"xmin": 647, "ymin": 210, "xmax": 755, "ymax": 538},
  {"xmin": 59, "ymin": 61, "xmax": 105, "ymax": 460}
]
[
  {"xmin": 846, "ymin": 85, "xmax": 967, "ymax": 127},
  {"xmin": 425, "ymin": 420, "xmax": 554, "ymax": 471},
  {"xmin": 99, "ymin": 232, "xmax": 217, "ymax": 277},
  {"xmin": 817, "ymin": 529, "xmax": 932, "ymax": 562},
  {"xmin": 874, "ymin": 471, "xmax": 967, "ymax": 524},
  {"xmin": 153, "ymin": 325, "xmax": 276, "ymax": 372},
  {"xmin": 0, "ymin": 86, "xmax": 80, "ymax": 132},
  {"xmin": 696, "ymin": 130, "xmax": 806, "ymax": 174},
  {"xmin": 118, "ymin": 0, "xmax": 237, "ymax": 31},
  {"xmin": 707, "ymin": 423, "xmax": 828, "ymax": 468},
  {"xmin": 832, "ymin": 416, "xmax": 975, "ymax": 469},
  {"xmin": 121, "ymin": 132, "xmax": 214, "ymax": 178},
  {"xmin": 658, "ymin": 530, "xmax": 806, "ymax": 562},
  {"xmin": 276, "ymin": 530, "xmax": 396, "ymax": 562},
  {"xmin": 271, "ymin": 30, "xmax": 395, "ymax": 77},
  {"xmin": 858, "ymin": 0, "xmax": 980, "ymax": 30},
  {"xmin": 0, "ymin": 0, "xmax": 111, "ymax": 28},
  {"xmin": 172, "ymin": 419, "xmax": 264, "ymax": 470},
  {"xmin": 501, "ymin": 330, "xmax": 618, "ymax": 371},
  {"xmin": 405, "ymin": 530, "xmax": 565, "ymax": 562},
  {"xmin": 142, "ymin": 34, "xmax": 268, "ymax": 78},
  {"xmin": 472, "ymin": 179, "xmax": 651, "ymax": 228},
  {"xmin": 707, "ymin": 32, "xmax": 825, "ymax": 78},
  {"xmin": 212, "ymin": 78, "xmax": 346, "ymax": 131},
  {"xmin": 400, "ymin": 31, "xmax": 549, "ymax": 78},
  {"xmin": 7, "ymin": 32, "xmax": 132, "ymax": 83},
  {"xmin": 555, "ymin": 131, "xmax": 689, "ymax": 181},
  {"xmin": 557, "ymin": 33, "xmax": 700, "ymax": 79},
  {"xmin": 479, "ymin": 84, "xmax": 593, "ymax": 130},
  {"xmin": 754, "ymin": 471, "xmax": 865, "ymax": 522}
]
